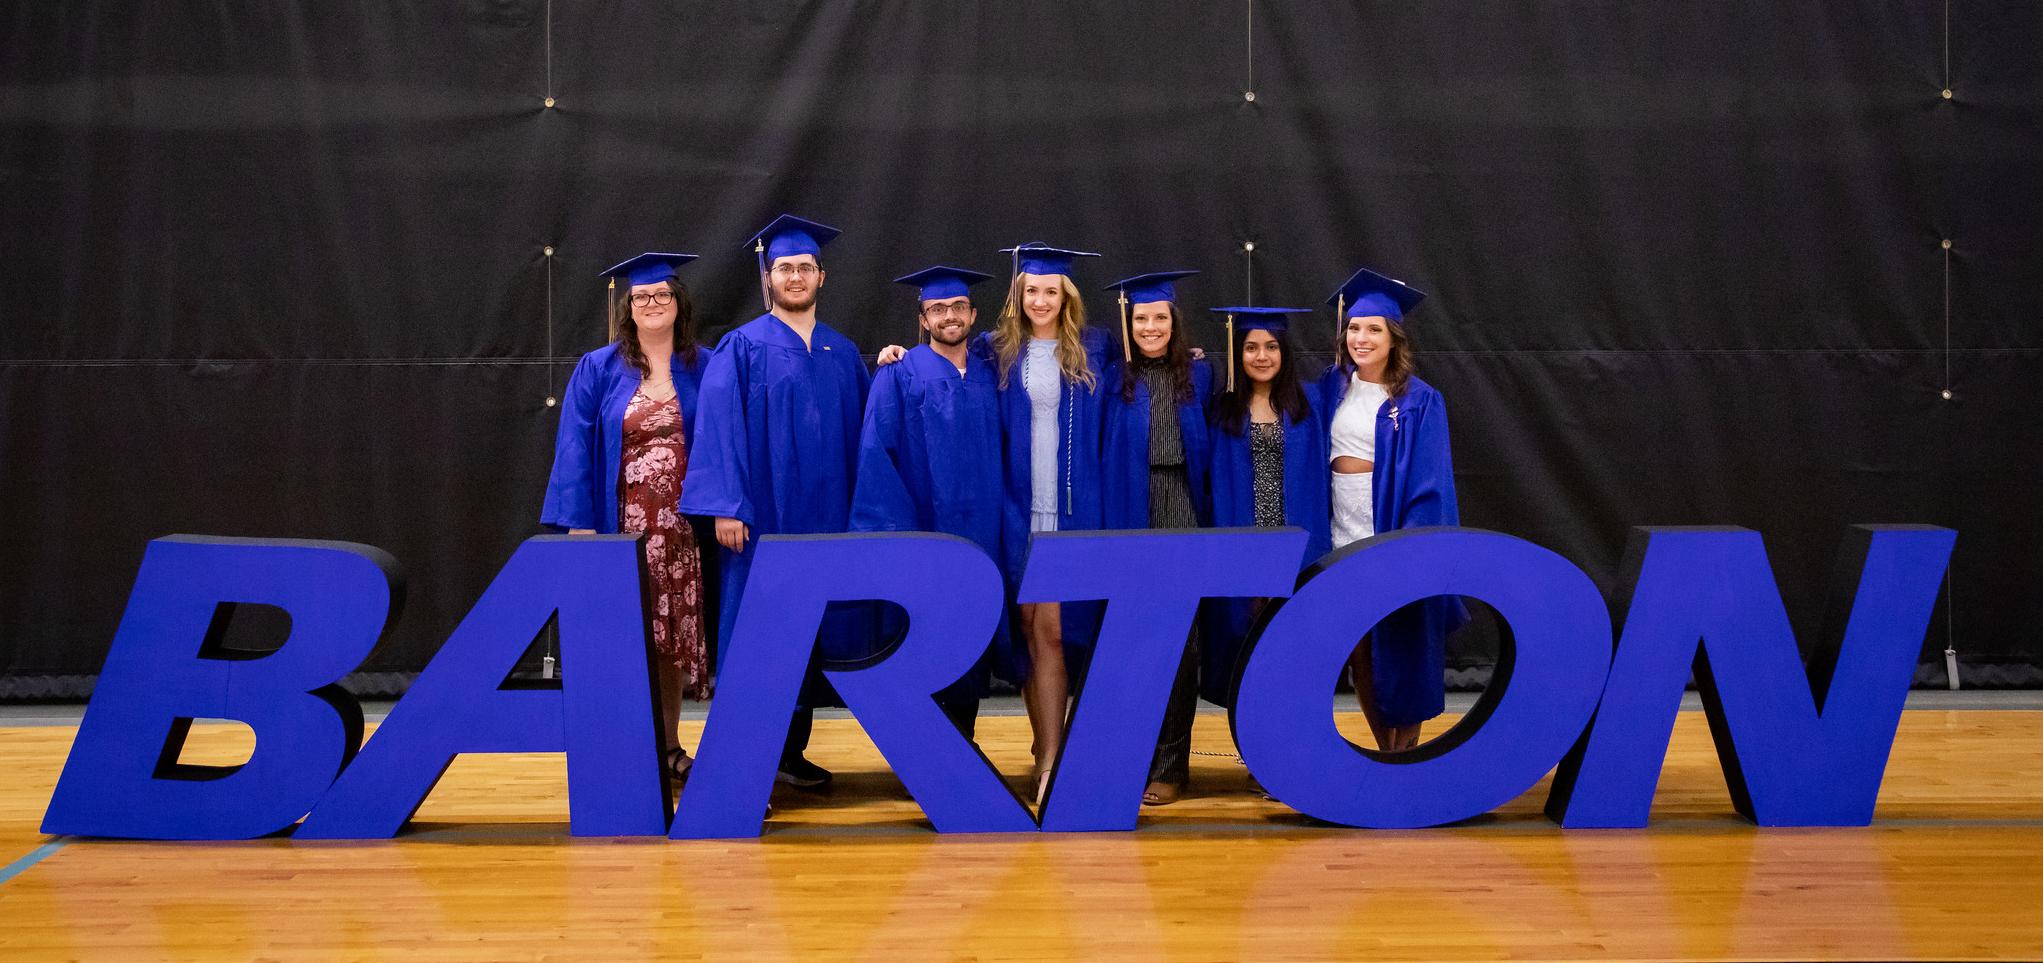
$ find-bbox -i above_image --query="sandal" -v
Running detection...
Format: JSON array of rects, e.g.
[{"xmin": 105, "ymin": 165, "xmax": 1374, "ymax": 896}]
[
  {"xmin": 1141, "ymin": 782, "xmax": 1183, "ymax": 807},
  {"xmin": 1033, "ymin": 768, "xmax": 1054, "ymax": 808},
  {"xmin": 665, "ymin": 747, "xmax": 694, "ymax": 784}
]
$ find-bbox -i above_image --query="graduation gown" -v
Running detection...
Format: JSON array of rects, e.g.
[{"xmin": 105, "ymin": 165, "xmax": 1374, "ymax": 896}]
[
  {"xmin": 1314, "ymin": 365, "xmax": 1468, "ymax": 727},
  {"xmin": 987, "ymin": 327, "xmax": 1109, "ymax": 671},
  {"xmin": 540, "ymin": 342, "xmax": 706, "ymax": 533},
  {"xmin": 1100, "ymin": 357, "xmax": 1215, "ymax": 530},
  {"xmin": 1199, "ymin": 397, "xmax": 1333, "ymax": 705},
  {"xmin": 679, "ymin": 313, "xmax": 872, "ymax": 675},
  {"xmin": 850, "ymin": 342, "xmax": 1005, "ymax": 694}
]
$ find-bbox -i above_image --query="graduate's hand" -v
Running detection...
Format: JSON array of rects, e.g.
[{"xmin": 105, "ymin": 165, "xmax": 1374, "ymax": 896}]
[
  {"xmin": 876, "ymin": 344, "xmax": 907, "ymax": 365},
  {"xmin": 715, "ymin": 516, "xmax": 750, "ymax": 552},
  {"xmin": 1189, "ymin": 346, "xmax": 1205, "ymax": 360}
]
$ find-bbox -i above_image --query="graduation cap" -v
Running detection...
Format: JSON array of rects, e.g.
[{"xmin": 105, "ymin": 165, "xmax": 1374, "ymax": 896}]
[
  {"xmin": 998, "ymin": 242, "xmax": 1100, "ymax": 280},
  {"xmin": 895, "ymin": 265, "xmax": 993, "ymax": 303},
  {"xmin": 1104, "ymin": 270, "xmax": 1199, "ymax": 363},
  {"xmin": 895, "ymin": 265, "xmax": 993, "ymax": 344},
  {"xmin": 600, "ymin": 252, "xmax": 699, "ymax": 289},
  {"xmin": 747, "ymin": 214, "xmax": 842, "ymax": 309},
  {"xmin": 1328, "ymin": 267, "xmax": 1427, "ymax": 340},
  {"xmin": 1211, "ymin": 305, "xmax": 1309, "ymax": 392}
]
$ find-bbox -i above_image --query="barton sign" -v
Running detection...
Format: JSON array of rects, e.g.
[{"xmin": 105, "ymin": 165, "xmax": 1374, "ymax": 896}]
[{"xmin": 41, "ymin": 525, "xmax": 1954, "ymax": 840}]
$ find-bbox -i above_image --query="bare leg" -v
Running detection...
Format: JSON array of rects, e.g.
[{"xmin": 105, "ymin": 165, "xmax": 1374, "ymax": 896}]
[
  {"xmin": 1020, "ymin": 601, "xmax": 1069, "ymax": 780},
  {"xmin": 655, "ymin": 661, "xmax": 687, "ymax": 763},
  {"xmin": 1347, "ymin": 639, "xmax": 1393, "ymax": 751}
]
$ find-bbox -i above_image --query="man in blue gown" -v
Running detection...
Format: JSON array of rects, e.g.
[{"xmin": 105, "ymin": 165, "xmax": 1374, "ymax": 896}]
[
  {"xmin": 680, "ymin": 214, "xmax": 870, "ymax": 790},
  {"xmin": 850, "ymin": 266, "xmax": 1005, "ymax": 738}
]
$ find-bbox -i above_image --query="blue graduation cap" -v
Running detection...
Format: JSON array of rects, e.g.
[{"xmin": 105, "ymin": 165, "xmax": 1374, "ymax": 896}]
[
  {"xmin": 894, "ymin": 265, "xmax": 993, "ymax": 303},
  {"xmin": 999, "ymin": 241, "xmax": 1100, "ymax": 279},
  {"xmin": 1105, "ymin": 270, "xmax": 1199, "ymax": 305},
  {"xmin": 1211, "ymin": 306, "xmax": 1310, "ymax": 392},
  {"xmin": 1105, "ymin": 270, "xmax": 1200, "ymax": 362},
  {"xmin": 747, "ymin": 214, "xmax": 840, "ymax": 309},
  {"xmin": 746, "ymin": 214, "xmax": 841, "ymax": 264},
  {"xmin": 1328, "ymin": 266, "xmax": 1426, "ymax": 323},
  {"xmin": 600, "ymin": 252, "xmax": 699, "ymax": 288}
]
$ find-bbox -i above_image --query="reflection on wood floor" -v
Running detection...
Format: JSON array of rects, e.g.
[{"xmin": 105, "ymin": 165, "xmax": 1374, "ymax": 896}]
[{"xmin": 2, "ymin": 709, "xmax": 2040, "ymax": 960}]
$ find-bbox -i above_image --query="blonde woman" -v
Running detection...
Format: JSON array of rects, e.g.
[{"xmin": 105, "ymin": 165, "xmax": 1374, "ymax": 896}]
[
  {"xmin": 880, "ymin": 242, "xmax": 1109, "ymax": 804},
  {"xmin": 987, "ymin": 243, "xmax": 1112, "ymax": 804}
]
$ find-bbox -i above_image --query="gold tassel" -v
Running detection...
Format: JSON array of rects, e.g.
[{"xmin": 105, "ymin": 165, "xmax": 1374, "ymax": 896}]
[
  {"xmin": 1226, "ymin": 314, "xmax": 1236, "ymax": 393},
  {"xmin": 1335, "ymin": 294, "xmax": 1345, "ymax": 358},
  {"xmin": 1118, "ymin": 289, "xmax": 1132, "ymax": 363}
]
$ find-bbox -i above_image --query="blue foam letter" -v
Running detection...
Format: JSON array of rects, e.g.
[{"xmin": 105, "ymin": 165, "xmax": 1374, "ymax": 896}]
[
  {"xmin": 298, "ymin": 535, "xmax": 666, "ymax": 838},
  {"xmin": 1021, "ymin": 528, "xmax": 1306, "ymax": 832},
  {"xmin": 674, "ymin": 533, "xmax": 1028, "ymax": 838},
  {"xmin": 1232, "ymin": 528, "xmax": 1612, "ymax": 828},
  {"xmin": 43, "ymin": 536, "xmax": 399, "ymax": 839},
  {"xmin": 1547, "ymin": 525, "xmax": 1956, "ymax": 827}
]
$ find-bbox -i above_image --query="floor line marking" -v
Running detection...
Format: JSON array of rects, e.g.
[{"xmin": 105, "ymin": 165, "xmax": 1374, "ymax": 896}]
[{"xmin": 0, "ymin": 838, "xmax": 69, "ymax": 886}]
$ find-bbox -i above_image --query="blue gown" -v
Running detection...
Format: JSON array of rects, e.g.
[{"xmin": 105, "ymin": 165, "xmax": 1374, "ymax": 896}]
[
  {"xmin": 850, "ymin": 342, "xmax": 1005, "ymax": 695},
  {"xmin": 1199, "ymin": 397, "xmax": 1333, "ymax": 705},
  {"xmin": 1100, "ymin": 357, "xmax": 1215, "ymax": 530},
  {"xmin": 1313, "ymin": 365, "xmax": 1468, "ymax": 727},
  {"xmin": 679, "ymin": 314, "xmax": 873, "ymax": 676},
  {"xmin": 987, "ymin": 327, "xmax": 1110, "ymax": 675},
  {"xmin": 540, "ymin": 342, "xmax": 706, "ymax": 533}
]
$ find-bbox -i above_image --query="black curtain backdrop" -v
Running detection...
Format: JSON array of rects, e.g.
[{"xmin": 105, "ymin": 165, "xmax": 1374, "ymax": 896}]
[{"xmin": 3, "ymin": 2, "xmax": 2038, "ymax": 697}]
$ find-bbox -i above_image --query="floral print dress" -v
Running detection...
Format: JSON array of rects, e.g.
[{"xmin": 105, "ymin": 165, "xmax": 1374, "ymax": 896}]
[{"xmin": 619, "ymin": 385, "xmax": 709, "ymax": 698}]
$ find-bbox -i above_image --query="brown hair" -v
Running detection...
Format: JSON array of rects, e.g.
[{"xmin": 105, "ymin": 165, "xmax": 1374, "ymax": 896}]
[
  {"xmin": 993, "ymin": 273, "xmax": 1096, "ymax": 391},
  {"xmin": 609, "ymin": 280, "xmax": 699, "ymax": 376},
  {"xmin": 1338, "ymin": 314, "xmax": 1415, "ymax": 401}
]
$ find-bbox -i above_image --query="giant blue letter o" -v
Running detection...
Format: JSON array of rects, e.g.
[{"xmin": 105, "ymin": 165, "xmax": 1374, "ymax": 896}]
[{"xmin": 1231, "ymin": 528, "xmax": 1612, "ymax": 828}]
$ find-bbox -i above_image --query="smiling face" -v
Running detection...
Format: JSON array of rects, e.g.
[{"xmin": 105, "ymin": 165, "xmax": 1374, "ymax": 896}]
[
  {"xmin": 1241, "ymin": 328, "xmax": 1282, "ymax": 385},
  {"xmin": 1345, "ymin": 315, "xmax": 1392, "ymax": 372},
  {"xmin": 919, "ymin": 295, "xmax": 976, "ymax": 347},
  {"xmin": 1130, "ymin": 300, "xmax": 1173, "ymax": 359},
  {"xmin": 1021, "ymin": 273, "xmax": 1064, "ymax": 329},
  {"xmin": 629, "ymin": 281, "xmax": 677, "ymax": 336},
  {"xmin": 768, "ymin": 254, "xmax": 824, "ymax": 311}
]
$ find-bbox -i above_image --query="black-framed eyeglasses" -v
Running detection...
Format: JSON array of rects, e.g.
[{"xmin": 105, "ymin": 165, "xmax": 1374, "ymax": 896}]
[
  {"xmin": 629, "ymin": 291, "xmax": 676, "ymax": 308},
  {"xmin": 921, "ymin": 302, "xmax": 973, "ymax": 319}
]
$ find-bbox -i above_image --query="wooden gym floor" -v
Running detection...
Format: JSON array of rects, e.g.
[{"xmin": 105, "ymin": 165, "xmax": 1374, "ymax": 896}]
[{"xmin": 1, "ymin": 705, "xmax": 2040, "ymax": 961}]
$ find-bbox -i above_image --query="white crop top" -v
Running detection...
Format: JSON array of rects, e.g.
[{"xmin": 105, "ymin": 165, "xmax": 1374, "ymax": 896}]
[{"xmin": 1329, "ymin": 375, "xmax": 1389, "ymax": 463}]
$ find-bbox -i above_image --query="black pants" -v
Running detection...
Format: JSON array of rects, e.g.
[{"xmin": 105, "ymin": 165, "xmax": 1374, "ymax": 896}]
[
  {"xmin": 1147, "ymin": 630, "xmax": 1200, "ymax": 787},
  {"xmin": 780, "ymin": 707, "xmax": 812, "ymax": 765},
  {"xmin": 937, "ymin": 691, "xmax": 980, "ymax": 741}
]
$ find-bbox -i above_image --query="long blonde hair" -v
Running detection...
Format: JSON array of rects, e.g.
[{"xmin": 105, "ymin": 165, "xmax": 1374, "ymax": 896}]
[{"xmin": 993, "ymin": 272, "xmax": 1095, "ymax": 390}]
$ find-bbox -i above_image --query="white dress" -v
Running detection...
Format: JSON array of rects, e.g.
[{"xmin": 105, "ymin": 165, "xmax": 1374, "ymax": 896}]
[{"xmin": 1024, "ymin": 338, "xmax": 1061, "ymax": 533}]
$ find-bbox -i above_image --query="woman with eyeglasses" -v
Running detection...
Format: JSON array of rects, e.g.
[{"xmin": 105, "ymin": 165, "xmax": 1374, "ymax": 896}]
[{"xmin": 542, "ymin": 252, "xmax": 712, "ymax": 787}]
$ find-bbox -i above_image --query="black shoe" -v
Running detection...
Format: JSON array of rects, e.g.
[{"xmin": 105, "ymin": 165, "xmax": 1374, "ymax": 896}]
[
  {"xmin": 665, "ymin": 747, "xmax": 694, "ymax": 785},
  {"xmin": 776, "ymin": 756, "xmax": 833, "ymax": 791}
]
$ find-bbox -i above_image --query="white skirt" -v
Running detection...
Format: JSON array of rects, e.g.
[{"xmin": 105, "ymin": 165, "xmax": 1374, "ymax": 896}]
[{"xmin": 1331, "ymin": 470, "xmax": 1375, "ymax": 549}]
